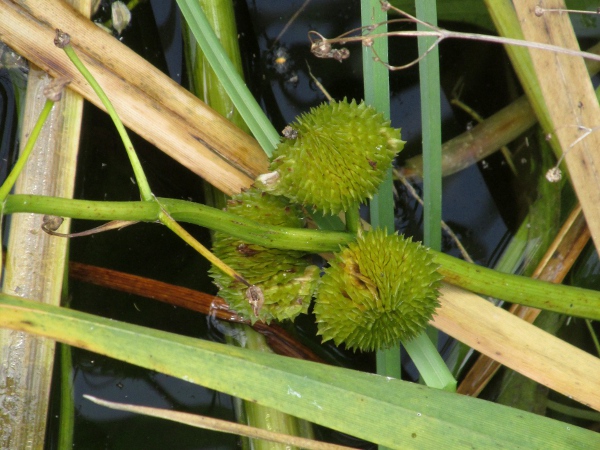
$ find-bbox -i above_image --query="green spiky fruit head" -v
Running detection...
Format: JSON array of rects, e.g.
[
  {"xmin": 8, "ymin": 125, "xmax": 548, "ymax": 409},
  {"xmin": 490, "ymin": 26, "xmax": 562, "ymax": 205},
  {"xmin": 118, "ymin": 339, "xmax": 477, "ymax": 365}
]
[
  {"xmin": 210, "ymin": 188, "xmax": 319, "ymax": 324},
  {"xmin": 255, "ymin": 99, "xmax": 404, "ymax": 214},
  {"xmin": 314, "ymin": 230, "xmax": 442, "ymax": 352}
]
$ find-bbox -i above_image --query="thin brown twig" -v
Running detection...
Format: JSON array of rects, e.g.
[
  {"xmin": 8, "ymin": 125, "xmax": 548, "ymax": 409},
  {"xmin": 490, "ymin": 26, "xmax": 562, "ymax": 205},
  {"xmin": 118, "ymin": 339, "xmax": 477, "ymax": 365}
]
[
  {"xmin": 41, "ymin": 217, "xmax": 139, "ymax": 237},
  {"xmin": 394, "ymin": 172, "xmax": 474, "ymax": 263},
  {"xmin": 534, "ymin": 6, "xmax": 600, "ymax": 17},
  {"xmin": 309, "ymin": 2, "xmax": 600, "ymax": 71},
  {"xmin": 306, "ymin": 61, "xmax": 333, "ymax": 102},
  {"xmin": 545, "ymin": 125, "xmax": 600, "ymax": 182},
  {"xmin": 271, "ymin": 0, "xmax": 312, "ymax": 49}
]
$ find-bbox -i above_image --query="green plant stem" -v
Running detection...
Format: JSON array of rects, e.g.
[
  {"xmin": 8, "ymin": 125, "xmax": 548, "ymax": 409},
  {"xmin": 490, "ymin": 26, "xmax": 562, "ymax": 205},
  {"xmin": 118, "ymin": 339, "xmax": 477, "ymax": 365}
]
[
  {"xmin": 187, "ymin": 2, "xmax": 312, "ymax": 445},
  {"xmin": 344, "ymin": 205, "xmax": 361, "ymax": 234},
  {"xmin": 0, "ymin": 99, "xmax": 54, "ymax": 201},
  {"xmin": 184, "ymin": 0, "xmax": 250, "ymax": 135},
  {"xmin": 236, "ymin": 327, "xmax": 310, "ymax": 448},
  {"xmin": 58, "ymin": 275, "xmax": 74, "ymax": 450},
  {"xmin": 157, "ymin": 206, "xmax": 249, "ymax": 286},
  {"xmin": 363, "ymin": 0, "xmax": 455, "ymax": 397},
  {"xmin": 4, "ymin": 194, "xmax": 351, "ymax": 252},
  {"xmin": 58, "ymin": 343, "xmax": 74, "ymax": 450},
  {"xmin": 415, "ymin": 0, "xmax": 447, "ymax": 392},
  {"xmin": 402, "ymin": 333, "xmax": 455, "ymax": 392},
  {"xmin": 433, "ymin": 252, "xmax": 600, "ymax": 320},
  {"xmin": 7, "ymin": 193, "xmax": 600, "ymax": 321},
  {"xmin": 585, "ymin": 319, "xmax": 600, "ymax": 357},
  {"xmin": 545, "ymin": 399, "xmax": 600, "ymax": 422},
  {"xmin": 61, "ymin": 44, "xmax": 153, "ymax": 202},
  {"xmin": 63, "ymin": 38, "xmax": 245, "ymax": 282}
]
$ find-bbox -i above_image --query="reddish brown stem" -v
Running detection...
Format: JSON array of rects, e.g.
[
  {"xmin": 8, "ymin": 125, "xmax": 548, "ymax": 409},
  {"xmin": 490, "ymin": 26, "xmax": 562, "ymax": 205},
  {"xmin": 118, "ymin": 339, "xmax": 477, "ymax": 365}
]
[{"xmin": 68, "ymin": 261, "xmax": 325, "ymax": 363}]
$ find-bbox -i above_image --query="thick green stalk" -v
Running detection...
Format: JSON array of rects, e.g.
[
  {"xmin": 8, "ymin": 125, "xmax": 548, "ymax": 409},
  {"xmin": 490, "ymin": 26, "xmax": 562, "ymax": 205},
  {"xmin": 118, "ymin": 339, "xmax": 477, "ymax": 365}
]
[
  {"xmin": 434, "ymin": 252, "xmax": 600, "ymax": 320},
  {"xmin": 4, "ymin": 194, "xmax": 351, "ymax": 252},
  {"xmin": 185, "ymin": 0, "xmax": 249, "ymax": 135},
  {"xmin": 58, "ymin": 271, "xmax": 75, "ymax": 449},
  {"xmin": 58, "ymin": 343, "xmax": 74, "ymax": 449},
  {"xmin": 402, "ymin": 332, "xmax": 455, "ymax": 392},
  {"xmin": 7, "ymin": 193, "xmax": 600, "ymax": 320},
  {"xmin": 231, "ymin": 327, "xmax": 310, "ymax": 449},
  {"xmin": 344, "ymin": 205, "xmax": 361, "ymax": 234}
]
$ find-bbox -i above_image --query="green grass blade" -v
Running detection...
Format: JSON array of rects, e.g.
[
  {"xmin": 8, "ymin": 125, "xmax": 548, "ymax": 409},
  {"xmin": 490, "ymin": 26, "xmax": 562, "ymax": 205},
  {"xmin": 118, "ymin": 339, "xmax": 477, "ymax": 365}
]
[
  {"xmin": 0, "ymin": 293, "xmax": 598, "ymax": 449},
  {"xmin": 362, "ymin": 0, "xmax": 401, "ymax": 382},
  {"xmin": 0, "ymin": 100, "xmax": 54, "ymax": 202},
  {"xmin": 362, "ymin": 0, "xmax": 394, "ymax": 232},
  {"xmin": 412, "ymin": 0, "xmax": 454, "ymax": 391},
  {"xmin": 402, "ymin": 333, "xmax": 456, "ymax": 392},
  {"xmin": 416, "ymin": 1, "xmax": 442, "ymax": 251},
  {"xmin": 176, "ymin": 0, "xmax": 280, "ymax": 156},
  {"xmin": 361, "ymin": 0, "xmax": 453, "ymax": 389},
  {"xmin": 184, "ymin": 0, "xmax": 250, "ymax": 135}
]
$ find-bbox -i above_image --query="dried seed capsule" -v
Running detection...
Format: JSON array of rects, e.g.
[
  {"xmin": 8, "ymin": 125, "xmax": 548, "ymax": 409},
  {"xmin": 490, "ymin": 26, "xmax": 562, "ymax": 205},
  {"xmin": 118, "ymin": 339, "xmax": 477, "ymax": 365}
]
[
  {"xmin": 314, "ymin": 230, "xmax": 442, "ymax": 352},
  {"xmin": 256, "ymin": 99, "xmax": 404, "ymax": 215},
  {"xmin": 210, "ymin": 188, "xmax": 319, "ymax": 323}
]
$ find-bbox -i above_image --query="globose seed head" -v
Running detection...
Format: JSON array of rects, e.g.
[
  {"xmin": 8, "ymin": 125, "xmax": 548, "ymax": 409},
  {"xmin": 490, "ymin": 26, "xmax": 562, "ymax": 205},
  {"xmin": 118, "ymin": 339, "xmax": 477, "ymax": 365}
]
[
  {"xmin": 314, "ymin": 229, "xmax": 442, "ymax": 352},
  {"xmin": 210, "ymin": 188, "xmax": 319, "ymax": 324},
  {"xmin": 255, "ymin": 99, "xmax": 404, "ymax": 214}
]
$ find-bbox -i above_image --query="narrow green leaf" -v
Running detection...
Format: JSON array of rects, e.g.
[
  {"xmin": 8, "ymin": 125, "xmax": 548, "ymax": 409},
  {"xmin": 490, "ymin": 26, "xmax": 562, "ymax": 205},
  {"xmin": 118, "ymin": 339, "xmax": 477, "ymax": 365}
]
[
  {"xmin": 0, "ymin": 294, "xmax": 598, "ymax": 449},
  {"xmin": 362, "ymin": 0, "xmax": 401, "ymax": 382},
  {"xmin": 176, "ymin": 0, "xmax": 280, "ymax": 156},
  {"xmin": 0, "ymin": 100, "xmax": 54, "ymax": 202},
  {"xmin": 416, "ymin": 1, "xmax": 442, "ymax": 251},
  {"xmin": 362, "ymin": 0, "xmax": 453, "ymax": 389},
  {"xmin": 402, "ymin": 333, "xmax": 456, "ymax": 392}
]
